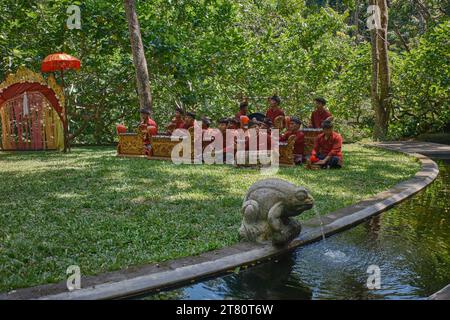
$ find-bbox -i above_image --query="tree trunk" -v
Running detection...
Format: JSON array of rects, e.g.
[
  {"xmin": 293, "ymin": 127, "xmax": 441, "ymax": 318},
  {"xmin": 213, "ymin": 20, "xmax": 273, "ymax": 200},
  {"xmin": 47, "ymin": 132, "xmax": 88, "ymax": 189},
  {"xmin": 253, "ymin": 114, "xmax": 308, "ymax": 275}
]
[
  {"xmin": 370, "ymin": 0, "xmax": 391, "ymax": 141},
  {"xmin": 353, "ymin": 0, "xmax": 360, "ymax": 40},
  {"xmin": 123, "ymin": 0, "xmax": 153, "ymax": 115}
]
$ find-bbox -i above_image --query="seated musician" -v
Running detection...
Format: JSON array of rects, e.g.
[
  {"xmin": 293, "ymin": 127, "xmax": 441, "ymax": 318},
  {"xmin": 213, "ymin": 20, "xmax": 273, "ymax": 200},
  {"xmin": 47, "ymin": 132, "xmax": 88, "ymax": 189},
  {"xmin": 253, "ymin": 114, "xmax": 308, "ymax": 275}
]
[
  {"xmin": 284, "ymin": 116, "xmax": 291, "ymax": 132},
  {"xmin": 222, "ymin": 118, "xmax": 239, "ymax": 161},
  {"xmin": 183, "ymin": 111, "xmax": 196, "ymax": 130},
  {"xmin": 310, "ymin": 120, "xmax": 343, "ymax": 169},
  {"xmin": 255, "ymin": 120, "xmax": 272, "ymax": 151},
  {"xmin": 260, "ymin": 118, "xmax": 273, "ymax": 132},
  {"xmin": 217, "ymin": 118, "xmax": 229, "ymax": 155},
  {"xmin": 218, "ymin": 118, "xmax": 229, "ymax": 135},
  {"xmin": 245, "ymin": 120, "xmax": 259, "ymax": 150},
  {"xmin": 310, "ymin": 97, "xmax": 333, "ymax": 129},
  {"xmin": 201, "ymin": 116, "xmax": 212, "ymax": 131},
  {"xmin": 139, "ymin": 108, "xmax": 158, "ymax": 157},
  {"xmin": 280, "ymin": 117, "xmax": 305, "ymax": 165},
  {"xmin": 240, "ymin": 115, "xmax": 250, "ymax": 130},
  {"xmin": 235, "ymin": 99, "xmax": 249, "ymax": 120},
  {"xmin": 243, "ymin": 120, "xmax": 272, "ymax": 161},
  {"xmin": 260, "ymin": 118, "xmax": 273, "ymax": 151},
  {"xmin": 265, "ymin": 95, "xmax": 285, "ymax": 124},
  {"xmin": 166, "ymin": 107, "xmax": 185, "ymax": 134},
  {"xmin": 227, "ymin": 118, "xmax": 240, "ymax": 130}
]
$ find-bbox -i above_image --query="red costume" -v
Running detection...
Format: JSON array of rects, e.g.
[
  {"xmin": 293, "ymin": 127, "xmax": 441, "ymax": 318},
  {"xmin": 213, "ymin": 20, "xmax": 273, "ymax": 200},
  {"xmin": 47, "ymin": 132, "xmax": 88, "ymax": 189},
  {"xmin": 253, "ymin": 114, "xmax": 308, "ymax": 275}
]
[
  {"xmin": 265, "ymin": 108, "xmax": 285, "ymax": 123},
  {"xmin": 311, "ymin": 108, "xmax": 332, "ymax": 129},
  {"xmin": 139, "ymin": 118, "xmax": 157, "ymax": 157},
  {"xmin": 281, "ymin": 130, "xmax": 305, "ymax": 158},
  {"xmin": 223, "ymin": 129, "xmax": 237, "ymax": 159},
  {"xmin": 140, "ymin": 118, "xmax": 158, "ymax": 144},
  {"xmin": 235, "ymin": 110, "xmax": 247, "ymax": 119},
  {"xmin": 172, "ymin": 118, "xmax": 185, "ymax": 129},
  {"xmin": 258, "ymin": 130, "xmax": 272, "ymax": 151},
  {"xmin": 144, "ymin": 118, "xmax": 158, "ymax": 129},
  {"xmin": 116, "ymin": 124, "xmax": 127, "ymax": 134},
  {"xmin": 311, "ymin": 132, "xmax": 343, "ymax": 161}
]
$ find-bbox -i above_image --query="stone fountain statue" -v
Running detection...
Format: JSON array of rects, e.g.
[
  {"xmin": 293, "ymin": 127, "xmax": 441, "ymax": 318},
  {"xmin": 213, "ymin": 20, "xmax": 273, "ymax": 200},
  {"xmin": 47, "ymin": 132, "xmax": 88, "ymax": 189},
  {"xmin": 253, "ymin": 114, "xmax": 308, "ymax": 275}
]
[{"xmin": 239, "ymin": 179, "xmax": 314, "ymax": 246}]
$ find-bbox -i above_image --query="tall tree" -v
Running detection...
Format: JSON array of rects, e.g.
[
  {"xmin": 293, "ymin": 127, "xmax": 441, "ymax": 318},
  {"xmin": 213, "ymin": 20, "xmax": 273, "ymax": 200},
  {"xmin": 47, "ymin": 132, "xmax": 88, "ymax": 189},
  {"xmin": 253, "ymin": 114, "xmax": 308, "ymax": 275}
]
[
  {"xmin": 123, "ymin": 0, "xmax": 153, "ymax": 115},
  {"xmin": 369, "ymin": 0, "xmax": 392, "ymax": 140}
]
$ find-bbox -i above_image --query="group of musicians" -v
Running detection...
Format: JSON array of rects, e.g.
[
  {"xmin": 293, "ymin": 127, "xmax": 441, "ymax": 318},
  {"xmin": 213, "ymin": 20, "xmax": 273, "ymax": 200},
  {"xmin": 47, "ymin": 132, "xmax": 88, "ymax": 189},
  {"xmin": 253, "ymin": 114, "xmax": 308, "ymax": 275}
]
[{"xmin": 138, "ymin": 95, "xmax": 343, "ymax": 168}]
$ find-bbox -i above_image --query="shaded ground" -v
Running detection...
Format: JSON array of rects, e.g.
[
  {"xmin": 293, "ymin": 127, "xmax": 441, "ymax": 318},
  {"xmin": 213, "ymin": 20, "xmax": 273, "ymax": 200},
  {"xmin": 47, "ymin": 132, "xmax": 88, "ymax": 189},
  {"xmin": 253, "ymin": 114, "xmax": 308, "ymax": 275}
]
[{"xmin": 0, "ymin": 145, "xmax": 419, "ymax": 292}]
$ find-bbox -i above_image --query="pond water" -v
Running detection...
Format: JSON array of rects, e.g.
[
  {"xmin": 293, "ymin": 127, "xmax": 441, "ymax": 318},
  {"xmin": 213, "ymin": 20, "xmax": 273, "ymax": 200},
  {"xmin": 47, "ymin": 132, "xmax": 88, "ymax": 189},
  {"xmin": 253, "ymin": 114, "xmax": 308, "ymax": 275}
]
[{"xmin": 140, "ymin": 161, "xmax": 450, "ymax": 300}]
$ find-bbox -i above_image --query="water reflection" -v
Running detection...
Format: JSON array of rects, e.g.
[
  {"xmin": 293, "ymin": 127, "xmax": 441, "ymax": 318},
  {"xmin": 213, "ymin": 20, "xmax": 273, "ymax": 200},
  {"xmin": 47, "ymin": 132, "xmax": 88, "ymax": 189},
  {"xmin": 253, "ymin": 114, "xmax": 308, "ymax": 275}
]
[{"xmin": 142, "ymin": 162, "xmax": 450, "ymax": 300}]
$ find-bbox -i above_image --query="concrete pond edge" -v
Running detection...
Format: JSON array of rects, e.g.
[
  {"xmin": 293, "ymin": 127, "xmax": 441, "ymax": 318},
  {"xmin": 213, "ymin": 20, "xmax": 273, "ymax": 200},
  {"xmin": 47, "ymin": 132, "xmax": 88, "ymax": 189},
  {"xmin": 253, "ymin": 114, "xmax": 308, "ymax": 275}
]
[
  {"xmin": 429, "ymin": 284, "xmax": 450, "ymax": 300},
  {"xmin": 0, "ymin": 144, "xmax": 440, "ymax": 300}
]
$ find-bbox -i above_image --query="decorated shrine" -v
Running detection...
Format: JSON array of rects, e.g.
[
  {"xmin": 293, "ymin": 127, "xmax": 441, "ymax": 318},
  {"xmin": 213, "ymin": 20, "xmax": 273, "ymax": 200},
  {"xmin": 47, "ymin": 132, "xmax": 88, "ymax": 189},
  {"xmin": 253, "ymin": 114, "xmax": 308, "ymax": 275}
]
[{"xmin": 0, "ymin": 67, "xmax": 64, "ymax": 151}]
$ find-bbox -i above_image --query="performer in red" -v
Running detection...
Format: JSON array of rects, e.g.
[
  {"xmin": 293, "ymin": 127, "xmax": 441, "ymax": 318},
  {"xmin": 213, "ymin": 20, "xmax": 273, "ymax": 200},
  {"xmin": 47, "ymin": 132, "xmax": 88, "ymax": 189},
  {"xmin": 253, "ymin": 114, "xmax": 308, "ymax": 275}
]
[
  {"xmin": 265, "ymin": 95, "xmax": 285, "ymax": 124},
  {"xmin": 259, "ymin": 118, "xmax": 273, "ymax": 151},
  {"xmin": 217, "ymin": 118, "xmax": 229, "ymax": 154},
  {"xmin": 201, "ymin": 116, "xmax": 212, "ymax": 131},
  {"xmin": 254, "ymin": 120, "xmax": 272, "ymax": 151},
  {"xmin": 183, "ymin": 111, "xmax": 196, "ymax": 130},
  {"xmin": 218, "ymin": 118, "xmax": 229, "ymax": 134},
  {"xmin": 310, "ymin": 97, "xmax": 333, "ymax": 129},
  {"xmin": 223, "ymin": 118, "xmax": 239, "ymax": 162},
  {"xmin": 139, "ymin": 109, "xmax": 158, "ymax": 157},
  {"xmin": 240, "ymin": 115, "xmax": 250, "ymax": 130},
  {"xmin": 280, "ymin": 117, "xmax": 305, "ymax": 165},
  {"xmin": 245, "ymin": 120, "xmax": 259, "ymax": 151},
  {"xmin": 260, "ymin": 118, "xmax": 273, "ymax": 132},
  {"xmin": 227, "ymin": 118, "xmax": 240, "ymax": 130},
  {"xmin": 166, "ymin": 107, "xmax": 185, "ymax": 134},
  {"xmin": 235, "ymin": 99, "xmax": 248, "ymax": 120},
  {"xmin": 310, "ymin": 120, "xmax": 343, "ymax": 168}
]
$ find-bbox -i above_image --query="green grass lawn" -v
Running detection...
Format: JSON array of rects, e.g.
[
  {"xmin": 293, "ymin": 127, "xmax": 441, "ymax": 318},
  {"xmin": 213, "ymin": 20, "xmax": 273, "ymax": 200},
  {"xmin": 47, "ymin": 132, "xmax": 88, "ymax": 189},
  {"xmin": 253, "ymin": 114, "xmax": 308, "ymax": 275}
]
[{"xmin": 0, "ymin": 144, "xmax": 420, "ymax": 292}]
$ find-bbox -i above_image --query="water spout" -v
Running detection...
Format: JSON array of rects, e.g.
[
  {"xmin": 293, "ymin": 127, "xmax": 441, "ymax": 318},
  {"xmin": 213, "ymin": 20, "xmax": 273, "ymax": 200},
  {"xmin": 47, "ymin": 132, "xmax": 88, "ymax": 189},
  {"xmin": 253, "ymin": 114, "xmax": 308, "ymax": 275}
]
[{"xmin": 314, "ymin": 206, "xmax": 326, "ymax": 242}]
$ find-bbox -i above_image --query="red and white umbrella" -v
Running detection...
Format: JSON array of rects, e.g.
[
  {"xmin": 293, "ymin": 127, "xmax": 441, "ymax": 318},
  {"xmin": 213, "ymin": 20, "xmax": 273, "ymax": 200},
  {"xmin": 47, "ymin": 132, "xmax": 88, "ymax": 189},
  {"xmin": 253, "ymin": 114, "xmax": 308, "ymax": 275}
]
[{"xmin": 41, "ymin": 52, "xmax": 81, "ymax": 152}]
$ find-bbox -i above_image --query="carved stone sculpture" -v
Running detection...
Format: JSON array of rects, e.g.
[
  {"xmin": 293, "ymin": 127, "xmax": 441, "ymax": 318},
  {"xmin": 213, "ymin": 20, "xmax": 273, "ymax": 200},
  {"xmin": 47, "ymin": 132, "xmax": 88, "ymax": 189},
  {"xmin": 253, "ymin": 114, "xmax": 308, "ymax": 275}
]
[{"xmin": 239, "ymin": 178, "xmax": 314, "ymax": 246}]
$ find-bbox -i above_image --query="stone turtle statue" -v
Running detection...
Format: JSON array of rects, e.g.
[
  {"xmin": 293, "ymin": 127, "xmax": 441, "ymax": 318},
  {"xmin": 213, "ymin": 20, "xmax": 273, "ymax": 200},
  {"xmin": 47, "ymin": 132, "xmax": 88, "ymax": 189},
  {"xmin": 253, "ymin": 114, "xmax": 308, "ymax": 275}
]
[{"xmin": 239, "ymin": 178, "xmax": 314, "ymax": 246}]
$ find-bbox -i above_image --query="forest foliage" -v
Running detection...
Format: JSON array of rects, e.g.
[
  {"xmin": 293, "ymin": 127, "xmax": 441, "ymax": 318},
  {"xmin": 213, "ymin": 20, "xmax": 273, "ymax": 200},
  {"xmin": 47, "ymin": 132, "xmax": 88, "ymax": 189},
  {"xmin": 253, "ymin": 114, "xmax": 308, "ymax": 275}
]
[{"xmin": 0, "ymin": 0, "xmax": 448, "ymax": 144}]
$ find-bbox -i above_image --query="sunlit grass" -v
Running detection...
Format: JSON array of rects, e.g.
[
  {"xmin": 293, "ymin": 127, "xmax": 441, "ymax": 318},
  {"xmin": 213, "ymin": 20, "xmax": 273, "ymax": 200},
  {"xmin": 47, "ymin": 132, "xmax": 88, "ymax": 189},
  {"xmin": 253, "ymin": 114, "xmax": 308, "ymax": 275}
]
[{"xmin": 0, "ymin": 145, "xmax": 420, "ymax": 292}]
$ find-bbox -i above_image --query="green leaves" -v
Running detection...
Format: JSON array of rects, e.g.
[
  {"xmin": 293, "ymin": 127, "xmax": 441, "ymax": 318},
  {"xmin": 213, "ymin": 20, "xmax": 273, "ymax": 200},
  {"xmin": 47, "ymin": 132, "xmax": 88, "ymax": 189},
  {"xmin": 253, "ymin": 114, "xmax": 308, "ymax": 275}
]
[
  {"xmin": 390, "ymin": 19, "xmax": 450, "ymax": 138},
  {"xmin": 0, "ymin": 0, "xmax": 446, "ymax": 142}
]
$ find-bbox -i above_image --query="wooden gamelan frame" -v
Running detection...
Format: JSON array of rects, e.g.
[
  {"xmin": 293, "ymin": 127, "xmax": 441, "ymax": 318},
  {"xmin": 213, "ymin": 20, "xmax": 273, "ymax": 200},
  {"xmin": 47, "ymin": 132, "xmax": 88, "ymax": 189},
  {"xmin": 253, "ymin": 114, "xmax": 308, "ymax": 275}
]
[{"xmin": 117, "ymin": 128, "xmax": 323, "ymax": 167}]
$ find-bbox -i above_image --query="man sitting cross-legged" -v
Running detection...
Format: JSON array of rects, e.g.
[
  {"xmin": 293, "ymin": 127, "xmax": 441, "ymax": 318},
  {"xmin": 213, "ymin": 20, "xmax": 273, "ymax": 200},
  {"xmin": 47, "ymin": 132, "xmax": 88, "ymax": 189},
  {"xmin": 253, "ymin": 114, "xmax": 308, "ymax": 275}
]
[
  {"xmin": 280, "ymin": 117, "xmax": 305, "ymax": 165},
  {"xmin": 310, "ymin": 120, "xmax": 343, "ymax": 169}
]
